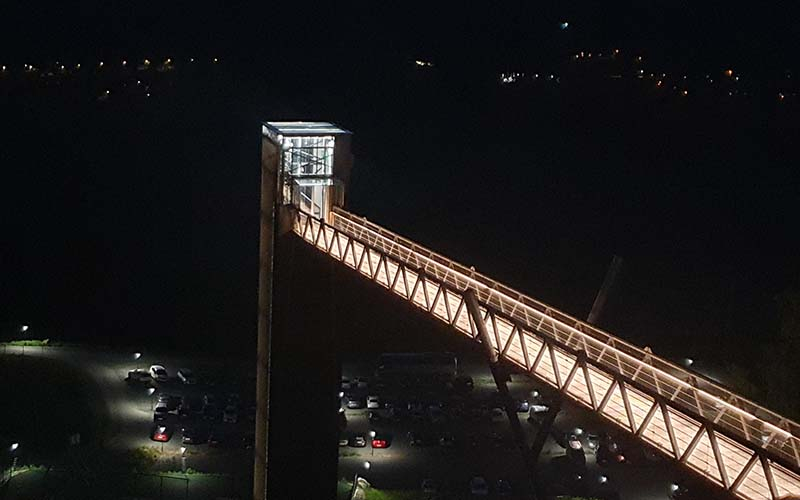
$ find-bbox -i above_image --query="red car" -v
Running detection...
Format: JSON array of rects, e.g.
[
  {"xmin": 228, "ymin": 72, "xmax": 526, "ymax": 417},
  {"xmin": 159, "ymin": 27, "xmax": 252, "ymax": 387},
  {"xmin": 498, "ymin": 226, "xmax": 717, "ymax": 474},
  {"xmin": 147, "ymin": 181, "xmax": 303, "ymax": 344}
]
[
  {"xmin": 371, "ymin": 434, "xmax": 391, "ymax": 448},
  {"xmin": 150, "ymin": 424, "xmax": 173, "ymax": 442}
]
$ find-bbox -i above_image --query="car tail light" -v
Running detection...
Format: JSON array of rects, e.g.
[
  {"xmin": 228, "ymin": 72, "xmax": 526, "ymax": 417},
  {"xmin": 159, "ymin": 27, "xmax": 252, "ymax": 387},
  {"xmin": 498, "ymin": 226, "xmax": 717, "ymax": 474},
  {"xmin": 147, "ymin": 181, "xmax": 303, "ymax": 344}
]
[{"xmin": 372, "ymin": 439, "xmax": 387, "ymax": 448}]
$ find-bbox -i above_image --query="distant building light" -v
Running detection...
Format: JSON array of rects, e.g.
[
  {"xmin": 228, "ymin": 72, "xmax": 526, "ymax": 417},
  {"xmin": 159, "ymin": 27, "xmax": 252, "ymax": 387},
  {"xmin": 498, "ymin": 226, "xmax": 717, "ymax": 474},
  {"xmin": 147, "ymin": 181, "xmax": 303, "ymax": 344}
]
[
  {"xmin": 778, "ymin": 93, "xmax": 785, "ymax": 100},
  {"xmin": 189, "ymin": 57, "xmax": 194, "ymax": 62},
  {"xmin": 21, "ymin": 325, "xmax": 29, "ymax": 332},
  {"xmin": 560, "ymin": 21, "xmax": 569, "ymax": 30},
  {"xmin": 725, "ymin": 69, "xmax": 733, "ymax": 77},
  {"xmin": 122, "ymin": 60, "xmax": 127, "ymax": 66},
  {"xmin": 213, "ymin": 57, "xmax": 219, "ymax": 63},
  {"xmin": 99, "ymin": 61, "xmax": 104, "ymax": 67}
]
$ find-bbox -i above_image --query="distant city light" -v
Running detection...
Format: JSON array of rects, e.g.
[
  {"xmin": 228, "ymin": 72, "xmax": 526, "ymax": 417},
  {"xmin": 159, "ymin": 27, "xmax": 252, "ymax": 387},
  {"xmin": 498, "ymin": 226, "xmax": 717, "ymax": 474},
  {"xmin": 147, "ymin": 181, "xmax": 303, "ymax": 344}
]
[
  {"xmin": 414, "ymin": 60, "xmax": 433, "ymax": 67},
  {"xmin": 726, "ymin": 69, "xmax": 734, "ymax": 77},
  {"xmin": 10, "ymin": 443, "xmax": 19, "ymax": 451},
  {"xmin": 213, "ymin": 57, "xmax": 219, "ymax": 63},
  {"xmin": 189, "ymin": 57, "xmax": 194, "ymax": 63},
  {"xmin": 21, "ymin": 325, "xmax": 29, "ymax": 332},
  {"xmin": 560, "ymin": 21, "xmax": 569, "ymax": 30},
  {"xmin": 99, "ymin": 61, "xmax": 104, "ymax": 68},
  {"xmin": 682, "ymin": 90, "xmax": 689, "ymax": 96},
  {"xmin": 778, "ymin": 93, "xmax": 785, "ymax": 101}
]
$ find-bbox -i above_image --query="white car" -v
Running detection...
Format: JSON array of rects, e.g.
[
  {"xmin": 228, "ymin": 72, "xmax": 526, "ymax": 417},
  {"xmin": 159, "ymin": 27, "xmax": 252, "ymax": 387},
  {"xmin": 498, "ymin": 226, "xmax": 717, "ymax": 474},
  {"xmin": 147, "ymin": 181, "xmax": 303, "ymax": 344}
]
[
  {"xmin": 177, "ymin": 369, "xmax": 196, "ymax": 385},
  {"xmin": 149, "ymin": 364, "xmax": 168, "ymax": 382},
  {"xmin": 470, "ymin": 476, "xmax": 489, "ymax": 496},
  {"xmin": 367, "ymin": 395, "xmax": 381, "ymax": 409}
]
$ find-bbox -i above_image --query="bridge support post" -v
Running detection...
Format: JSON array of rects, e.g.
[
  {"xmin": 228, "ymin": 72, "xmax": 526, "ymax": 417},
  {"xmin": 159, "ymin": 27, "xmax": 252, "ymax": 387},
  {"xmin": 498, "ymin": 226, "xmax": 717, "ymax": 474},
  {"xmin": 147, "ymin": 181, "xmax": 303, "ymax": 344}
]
[
  {"xmin": 254, "ymin": 138, "xmax": 281, "ymax": 500},
  {"xmin": 462, "ymin": 289, "xmax": 539, "ymax": 497}
]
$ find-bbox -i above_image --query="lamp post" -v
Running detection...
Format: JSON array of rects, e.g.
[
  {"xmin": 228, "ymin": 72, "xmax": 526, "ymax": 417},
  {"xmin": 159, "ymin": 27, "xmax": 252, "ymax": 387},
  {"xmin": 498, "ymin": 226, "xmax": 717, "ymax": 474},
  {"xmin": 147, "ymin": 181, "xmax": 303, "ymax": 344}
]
[
  {"xmin": 180, "ymin": 446, "xmax": 187, "ymax": 472},
  {"xmin": 9, "ymin": 443, "xmax": 19, "ymax": 483},
  {"xmin": 133, "ymin": 352, "xmax": 142, "ymax": 370},
  {"xmin": 148, "ymin": 387, "xmax": 156, "ymax": 410},
  {"xmin": 20, "ymin": 325, "xmax": 28, "ymax": 355},
  {"xmin": 369, "ymin": 430, "xmax": 376, "ymax": 457}
]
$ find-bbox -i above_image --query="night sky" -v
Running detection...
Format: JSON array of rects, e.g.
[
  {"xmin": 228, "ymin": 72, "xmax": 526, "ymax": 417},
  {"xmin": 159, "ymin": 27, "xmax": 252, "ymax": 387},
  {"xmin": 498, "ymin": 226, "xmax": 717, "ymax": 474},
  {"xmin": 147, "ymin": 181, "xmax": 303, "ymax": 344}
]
[{"xmin": 1, "ymin": 3, "xmax": 798, "ymax": 388}]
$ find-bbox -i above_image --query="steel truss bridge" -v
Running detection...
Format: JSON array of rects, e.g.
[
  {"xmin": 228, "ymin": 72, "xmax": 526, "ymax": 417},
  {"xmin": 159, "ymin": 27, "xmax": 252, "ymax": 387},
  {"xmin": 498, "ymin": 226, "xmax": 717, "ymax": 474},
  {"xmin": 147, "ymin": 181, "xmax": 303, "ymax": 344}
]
[{"xmin": 293, "ymin": 206, "xmax": 800, "ymax": 500}]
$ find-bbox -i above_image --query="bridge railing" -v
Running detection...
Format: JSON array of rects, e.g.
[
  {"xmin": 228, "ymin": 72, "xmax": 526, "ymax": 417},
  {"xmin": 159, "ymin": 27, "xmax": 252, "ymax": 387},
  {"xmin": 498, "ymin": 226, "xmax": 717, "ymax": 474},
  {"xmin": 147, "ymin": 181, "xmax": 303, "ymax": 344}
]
[
  {"xmin": 327, "ymin": 207, "xmax": 800, "ymax": 468},
  {"xmin": 292, "ymin": 207, "xmax": 800, "ymax": 498}
]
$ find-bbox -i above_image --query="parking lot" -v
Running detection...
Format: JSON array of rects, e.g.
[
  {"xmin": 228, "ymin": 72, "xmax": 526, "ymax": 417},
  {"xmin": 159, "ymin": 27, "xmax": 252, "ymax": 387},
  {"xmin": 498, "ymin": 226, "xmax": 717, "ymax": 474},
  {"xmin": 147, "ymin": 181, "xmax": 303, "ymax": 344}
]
[
  {"xmin": 122, "ymin": 358, "xmax": 257, "ymax": 474},
  {"xmin": 337, "ymin": 350, "xmax": 722, "ymax": 500}
]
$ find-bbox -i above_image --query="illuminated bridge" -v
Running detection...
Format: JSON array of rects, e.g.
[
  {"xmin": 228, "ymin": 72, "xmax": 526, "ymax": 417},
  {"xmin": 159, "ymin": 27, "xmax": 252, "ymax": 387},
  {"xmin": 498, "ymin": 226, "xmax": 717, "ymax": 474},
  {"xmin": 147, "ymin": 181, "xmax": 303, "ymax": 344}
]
[{"xmin": 257, "ymin": 122, "xmax": 800, "ymax": 500}]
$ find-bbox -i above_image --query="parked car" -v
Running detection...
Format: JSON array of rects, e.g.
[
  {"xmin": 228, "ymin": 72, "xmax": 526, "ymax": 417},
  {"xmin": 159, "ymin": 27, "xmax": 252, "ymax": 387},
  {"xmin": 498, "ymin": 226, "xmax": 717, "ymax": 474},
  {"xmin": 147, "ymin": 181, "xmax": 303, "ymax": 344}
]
[
  {"xmin": 223, "ymin": 405, "xmax": 239, "ymax": 423},
  {"xmin": 408, "ymin": 431, "xmax": 433, "ymax": 447},
  {"xmin": 126, "ymin": 369, "xmax": 151, "ymax": 385},
  {"xmin": 149, "ymin": 364, "xmax": 168, "ymax": 382},
  {"xmin": 355, "ymin": 377, "xmax": 369, "ymax": 389},
  {"xmin": 597, "ymin": 434, "xmax": 626, "ymax": 466},
  {"xmin": 157, "ymin": 394, "xmax": 181, "ymax": 411},
  {"xmin": 439, "ymin": 433, "xmax": 456, "ymax": 448},
  {"xmin": 338, "ymin": 436, "xmax": 349, "ymax": 447},
  {"xmin": 181, "ymin": 426, "xmax": 209, "ymax": 445},
  {"xmin": 350, "ymin": 434, "xmax": 367, "ymax": 447},
  {"xmin": 340, "ymin": 378, "xmax": 352, "ymax": 390},
  {"xmin": 515, "ymin": 399, "xmax": 530, "ymax": 413},
  {"xmin": 371, "ymin": 434, "xmax": 390, "ymax": 449},
  {"xmin": 150, "ymin": 424, "xmax": 173, "ymax": 442},
  {"xmin": 177, "ymin": 368, "xmax": 196, "ymax": 385},
  {"xmin": 469, "ymin": 476, "xmax": 489, "ymax": 496},
  {"xmin": 346, "ymin": 394, "xmax": 364, "ymax": 409},
  {"xmin": 153, "ymin": 405, "xmax": 171, "ymax": 422},
  {"xmin": 421, "ymin": 478, "xmax": 439, "ymax": 494},
  {"xmin": 367, "ymin": 395, "xmax": 381, "ymax": 409},
  {"xmin": 496, "ymin": 479, "xmax": 512, "ymax": 496},
  {"xmin": 454, "ymin": 375, "xmax": 474, "ymax": 392}
]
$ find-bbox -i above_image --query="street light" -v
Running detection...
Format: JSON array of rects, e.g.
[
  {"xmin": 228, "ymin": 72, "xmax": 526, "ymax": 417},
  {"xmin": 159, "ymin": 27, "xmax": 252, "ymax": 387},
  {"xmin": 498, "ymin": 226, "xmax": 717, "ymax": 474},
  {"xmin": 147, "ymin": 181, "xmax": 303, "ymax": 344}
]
[
  {"xmin": 9, "ymin": 443, "xmax": 19, "ymax": 482},
  {"xmin": 363, "ymin": 461, "xmax": 371, "ymax": 470},
  {"xmin": 369, "ymin": 431, "xmax": 376, "ymax": 457},
  {"xmin": 180, "ymin": 446, "xmax": 187, "ymax": 472},
  {"xmin": 148, "ymin": 387, "xmax": 156, "ymax": 410},
  {"xmin": 20, "ymin": 325, "xmax": 29, "ymax": 333},
  {"xmin": 133, "ymin": 352, "xmax": 142, "ymax": 370}
]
